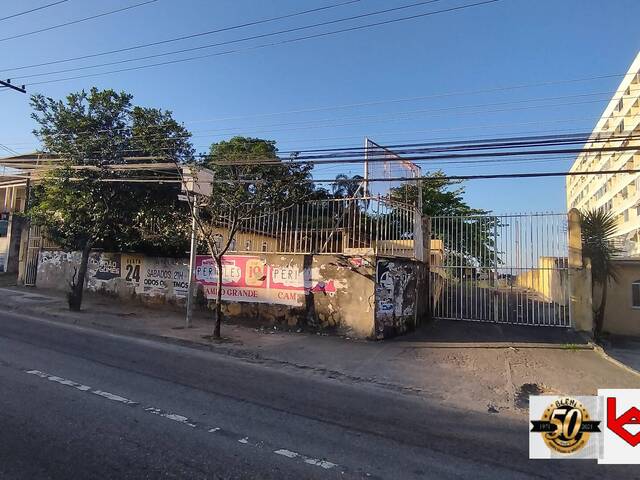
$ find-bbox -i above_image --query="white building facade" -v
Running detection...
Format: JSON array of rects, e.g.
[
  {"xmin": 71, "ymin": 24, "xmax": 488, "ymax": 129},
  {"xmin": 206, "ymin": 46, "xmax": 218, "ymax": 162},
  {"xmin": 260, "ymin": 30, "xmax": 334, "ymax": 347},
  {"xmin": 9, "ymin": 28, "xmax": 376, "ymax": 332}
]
[{"xmin": 567, "ymin": 52, "xmax": 640, "ymax": 255}]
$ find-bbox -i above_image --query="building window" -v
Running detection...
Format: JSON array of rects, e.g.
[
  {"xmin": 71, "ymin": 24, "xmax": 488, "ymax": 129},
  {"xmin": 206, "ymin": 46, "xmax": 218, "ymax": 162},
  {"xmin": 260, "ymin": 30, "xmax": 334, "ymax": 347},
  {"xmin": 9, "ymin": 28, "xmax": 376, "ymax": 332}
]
[{"xmin": 632, "ymin": 281, "xmax": 640, "ymax": 308}]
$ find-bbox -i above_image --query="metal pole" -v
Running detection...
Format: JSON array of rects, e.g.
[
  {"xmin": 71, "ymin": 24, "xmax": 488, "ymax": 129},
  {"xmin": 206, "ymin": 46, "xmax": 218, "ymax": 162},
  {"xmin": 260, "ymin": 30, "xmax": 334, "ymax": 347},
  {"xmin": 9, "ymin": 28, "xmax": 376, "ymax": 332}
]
[{"xmin": 185, "ymin": 202, "xmax": 198, "ymax": 329}]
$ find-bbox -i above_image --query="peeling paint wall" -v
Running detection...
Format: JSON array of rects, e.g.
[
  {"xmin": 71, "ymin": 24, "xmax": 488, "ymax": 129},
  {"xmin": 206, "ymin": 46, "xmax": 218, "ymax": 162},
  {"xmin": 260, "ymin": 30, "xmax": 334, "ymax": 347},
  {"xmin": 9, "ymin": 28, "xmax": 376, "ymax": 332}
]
[
  {"xmin": 36, "ymin": 250, "xmax": 377, "ymax": 338},
  {"xmin": 374, "ymin": 257, "xmax": 429, "ymax": 339}
]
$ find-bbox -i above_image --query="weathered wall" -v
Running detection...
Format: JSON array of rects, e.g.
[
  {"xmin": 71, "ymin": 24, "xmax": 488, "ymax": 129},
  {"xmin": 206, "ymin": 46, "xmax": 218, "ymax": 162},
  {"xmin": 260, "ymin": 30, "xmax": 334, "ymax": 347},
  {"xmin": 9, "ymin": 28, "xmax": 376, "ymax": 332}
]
[
  {"xmin": 568, "ymin": 208, "xmax": 593, "ymax": 333},
  {"xmin": 599, "ymin": 259, "xmax": 640, "ymax": 337},
  {"xmin": 36, "ymin": 250, "xmax": 378, "ymax": 338},
  {"xmin": 515, "ymin": 257, "xmax": 568, "ymax": 304},
  {"xmin": 374, "ymin": 257, "xmax": 427, "ymax": 339}
]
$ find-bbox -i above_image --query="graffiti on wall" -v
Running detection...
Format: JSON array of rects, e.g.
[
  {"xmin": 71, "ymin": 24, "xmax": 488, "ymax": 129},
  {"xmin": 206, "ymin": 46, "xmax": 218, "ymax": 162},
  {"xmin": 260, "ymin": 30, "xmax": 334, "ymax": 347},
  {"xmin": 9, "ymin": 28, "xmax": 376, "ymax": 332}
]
[
  {"xmin": 375, "ymin": 259, "xmax": 417, "ymax": 337},
  {"xmin": 86, "ymin": 253, "xmax": 188, "ymax": 298},
  {"xmin": 41, "ymin": 251, "xmax": 342, "ymax": 307}
]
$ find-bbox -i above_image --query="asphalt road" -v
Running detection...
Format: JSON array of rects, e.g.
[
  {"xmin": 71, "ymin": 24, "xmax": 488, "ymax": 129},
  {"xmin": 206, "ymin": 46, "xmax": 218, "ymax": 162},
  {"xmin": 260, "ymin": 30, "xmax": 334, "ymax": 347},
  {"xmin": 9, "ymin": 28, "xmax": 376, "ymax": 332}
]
[{"xmin": 0, "ymin": 309, "xmax": 636, "ymax": 479}]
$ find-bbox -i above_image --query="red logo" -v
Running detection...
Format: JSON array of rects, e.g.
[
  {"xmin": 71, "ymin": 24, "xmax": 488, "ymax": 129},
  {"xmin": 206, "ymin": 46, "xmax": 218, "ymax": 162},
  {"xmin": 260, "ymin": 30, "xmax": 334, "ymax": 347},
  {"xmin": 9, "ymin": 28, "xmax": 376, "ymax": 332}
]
[{"xmin": 607, "ymin": 397, "xmax": 640, "ymax": 447}]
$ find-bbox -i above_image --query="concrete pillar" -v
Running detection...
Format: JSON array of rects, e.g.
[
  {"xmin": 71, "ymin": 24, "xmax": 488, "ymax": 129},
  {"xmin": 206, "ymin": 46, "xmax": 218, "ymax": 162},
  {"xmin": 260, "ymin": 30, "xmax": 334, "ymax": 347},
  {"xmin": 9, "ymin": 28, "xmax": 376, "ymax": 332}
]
[{"xmin": 568, "ymin": 208, "xmax": 593, "ymax": 333}]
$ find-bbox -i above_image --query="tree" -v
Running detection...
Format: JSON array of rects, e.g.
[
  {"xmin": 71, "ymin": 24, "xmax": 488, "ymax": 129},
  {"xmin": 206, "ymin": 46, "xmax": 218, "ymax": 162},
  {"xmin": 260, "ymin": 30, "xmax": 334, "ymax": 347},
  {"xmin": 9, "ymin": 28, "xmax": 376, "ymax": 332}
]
[
  {"xmin": 188, "ymin": 136, "xmax": 313, "ymax": 338},
  {"xmin": 331, "ymin": 174, "xmax": 365, "ymax": 198},
  {"xmin": 390, "ymin": 171, "xmax": 497, "ymax": 270},
  {"xmin": 28, "ymin": 88, "xmax": 194, "ymax": 310},
  {"xmin": 580, "ymin": 208, "xmax": 619, "ymax": 339}
]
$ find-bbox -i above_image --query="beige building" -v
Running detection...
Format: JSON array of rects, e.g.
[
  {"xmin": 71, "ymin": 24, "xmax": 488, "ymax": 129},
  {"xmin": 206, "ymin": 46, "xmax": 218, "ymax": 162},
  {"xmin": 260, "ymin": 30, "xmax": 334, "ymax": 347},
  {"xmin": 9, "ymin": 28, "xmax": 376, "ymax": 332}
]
[
  {"xmin": 567, "ymin": 52, "xmax": 640, "ymax": 254},
  {"xmin": 599, "ymin": 258, "xmax": 640, "ymax": 337},
  {"xmin": 0, "ymin": 177, "xmax": 28, "ymax": 273}
]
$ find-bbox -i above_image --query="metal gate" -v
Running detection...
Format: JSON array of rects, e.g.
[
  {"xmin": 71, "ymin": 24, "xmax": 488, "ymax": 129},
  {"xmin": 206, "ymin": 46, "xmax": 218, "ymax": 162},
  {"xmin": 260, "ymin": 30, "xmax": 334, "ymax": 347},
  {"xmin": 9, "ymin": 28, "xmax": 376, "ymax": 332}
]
[
  {"xmin": 24, "ymin": 225, "xmax": 42, "ymax": 286},
  {"xmin": 430, "ymin": 213, "xmax": 570, "ymax": 327}
]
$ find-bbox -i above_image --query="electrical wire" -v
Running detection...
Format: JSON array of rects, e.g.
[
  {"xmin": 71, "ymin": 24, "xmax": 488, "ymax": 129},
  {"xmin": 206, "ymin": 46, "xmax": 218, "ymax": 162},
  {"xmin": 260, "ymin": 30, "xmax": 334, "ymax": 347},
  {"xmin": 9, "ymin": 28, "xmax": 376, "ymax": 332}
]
[
  {"xmin": 9, "ymin": 87, "xmax": 637, "ymax": 150},
  {"xmin": 4, "ymin": 168, "xmax": 639, "ymax": 184},
  {"xmin": 0, "ymin": 0, "xmax": 69, "ymax": 22},
  {"xmin": 18, "ymin": 0, "xmax": 501, "ymax": 86},
  {"xmin": 8, "ymin": 0, "xmax": 448, "ymax": 79},
  {"xmin": 0, "ymin": 0, "xmax": 159, "ymax": 43},
  {"xmin": 0, "ymin": 0, "xmax": 366, "ymax": 71}
]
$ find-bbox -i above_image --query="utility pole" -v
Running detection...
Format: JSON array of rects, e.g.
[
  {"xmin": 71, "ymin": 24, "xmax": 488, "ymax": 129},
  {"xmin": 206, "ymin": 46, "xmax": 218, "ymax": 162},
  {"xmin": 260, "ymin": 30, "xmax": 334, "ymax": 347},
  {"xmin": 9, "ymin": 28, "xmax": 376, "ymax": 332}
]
[
  {"xmin": 179, "ymin": 164, "xmax": 214, "ymax": 329},
  {"xmin": 185, "ymin": 201, "xmax": 198, "ymax": 329},
  {"xmin": 0, "ymin": 79, "xmax": 26, "ymax": 94}
]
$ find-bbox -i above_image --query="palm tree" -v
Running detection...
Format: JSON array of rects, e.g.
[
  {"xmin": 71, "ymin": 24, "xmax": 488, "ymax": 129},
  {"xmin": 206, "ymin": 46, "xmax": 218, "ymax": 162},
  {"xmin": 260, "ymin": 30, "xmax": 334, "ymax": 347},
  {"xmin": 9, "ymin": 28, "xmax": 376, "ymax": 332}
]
[
  {"xmin": 580, "ymin": 209, "xmax": 620, "ymax": 339},
  {"xmin": 331, "ymin": 174, "xmax": 365, "ymax": 198}
]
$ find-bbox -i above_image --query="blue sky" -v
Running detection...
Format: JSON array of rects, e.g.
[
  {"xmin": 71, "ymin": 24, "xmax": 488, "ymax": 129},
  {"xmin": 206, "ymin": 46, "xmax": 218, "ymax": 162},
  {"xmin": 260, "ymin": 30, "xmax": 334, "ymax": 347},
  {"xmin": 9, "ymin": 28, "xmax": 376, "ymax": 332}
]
[{"xmin": 1, "ymin": 0, "xmax": 639, "ymax": 213}]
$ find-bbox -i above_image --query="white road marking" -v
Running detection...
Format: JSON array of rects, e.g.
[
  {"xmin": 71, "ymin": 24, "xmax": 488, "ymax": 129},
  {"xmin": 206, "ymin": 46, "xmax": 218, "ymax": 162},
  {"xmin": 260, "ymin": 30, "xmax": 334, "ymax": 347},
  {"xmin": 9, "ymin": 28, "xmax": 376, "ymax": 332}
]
[
  {"xmin": 25, "ymin": 369, "xmax": 340, "ymax": 471},
  {"xmin": 26, "ymin": 370, "xmax": 137, "ymax": 404},
  {"xmin": 92, "ymin": 390, "xmax": 138, "ymax": 405},
  {"xmin": 274, "ymin": 449, "xmax": 299, "ymax": 459},
  {"xmin": 26, "ymin": 370, "xmax": 91, "ymax": 391},
  {"xmin": 143, "ymin": 407, "xmax": 197, "ymax": 427},
  {"xmin": 304, "ymin": 458, "xmax": 338, "ymax": 469},
  {"xmin": 274, "ymin": 449, "xmax": 337, "ymax": 470}
]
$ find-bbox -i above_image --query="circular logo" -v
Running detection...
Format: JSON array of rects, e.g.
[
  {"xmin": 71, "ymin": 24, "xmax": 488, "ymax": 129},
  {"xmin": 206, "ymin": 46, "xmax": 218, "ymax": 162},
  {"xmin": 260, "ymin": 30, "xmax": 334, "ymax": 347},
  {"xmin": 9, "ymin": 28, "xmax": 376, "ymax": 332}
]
[{"xmin": 539, "ymin": 397, "xmax": 592, "ymax": 454}]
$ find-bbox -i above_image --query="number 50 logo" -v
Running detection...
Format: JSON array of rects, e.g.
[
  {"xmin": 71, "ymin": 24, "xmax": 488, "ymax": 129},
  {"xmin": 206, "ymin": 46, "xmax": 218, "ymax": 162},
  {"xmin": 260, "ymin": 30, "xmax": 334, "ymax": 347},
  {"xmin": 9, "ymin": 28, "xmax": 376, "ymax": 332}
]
[{"xmin": 530, "ymin": 397, "xmax": 600, "ymax": 455}]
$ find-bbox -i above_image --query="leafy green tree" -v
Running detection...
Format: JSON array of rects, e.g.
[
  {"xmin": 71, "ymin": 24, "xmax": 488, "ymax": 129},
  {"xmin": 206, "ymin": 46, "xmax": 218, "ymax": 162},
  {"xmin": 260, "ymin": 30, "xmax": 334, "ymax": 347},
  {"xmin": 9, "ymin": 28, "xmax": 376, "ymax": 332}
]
[
  {"xmin": 580, "ymin": 208, "xmax": 619, "ymax": 339},
  {"xmin": 28, "ymin": 88, "xmax": 194, "ymax": 310},
  {"xmin": 391, "ymin": 171, "xmax": 496, "ymax": 270},
  {"xmin": 190, "ymin": 136, "xmax": 313, "ymax": 338}
]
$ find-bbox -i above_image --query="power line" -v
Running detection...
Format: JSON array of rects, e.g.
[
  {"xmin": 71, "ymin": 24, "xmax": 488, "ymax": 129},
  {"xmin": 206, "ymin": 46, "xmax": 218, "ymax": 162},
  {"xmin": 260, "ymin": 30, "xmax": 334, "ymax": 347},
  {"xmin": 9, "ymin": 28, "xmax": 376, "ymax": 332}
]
[
  {"xmin": 19, "ymin": 0, "xmax": 501, "ymax": 86},
  {"xmin": 0, "ymin": 0, "xmax": 364, "ymax": 72},
  {"xmin": 5, "ymin": 168, "xmax": 640, "ymax": 184},
  {"xmin": 4, "ymin": 70, "xmax": 633, "ymax": 146},
  {"xmin": 0, "ymin": 0, "xmax": 69, "ymax": 22},
  {"xmin": 10, "ymin": 0, "xmax": 448, "ymax": 79},
  {"xmin": 0, "ymin": 0, "xmax": 159, "ymax": 43},
  {"xmin": 8, "ymin": 133, "xmax": 640, "ymax": 168},
  {"xmin": 10, "ymin": 89, "xmax": 634, "ymax": 151}
]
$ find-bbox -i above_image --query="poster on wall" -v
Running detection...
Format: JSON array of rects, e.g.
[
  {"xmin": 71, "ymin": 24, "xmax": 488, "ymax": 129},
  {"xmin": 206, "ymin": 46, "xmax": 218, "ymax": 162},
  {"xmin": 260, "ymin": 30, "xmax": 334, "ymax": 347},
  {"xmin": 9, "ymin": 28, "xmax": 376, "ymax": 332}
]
[
  {"xmin": 91, "ymin": 253, "xmax": 121, "ymax": 281},
  {"xmin": 121, "ymin": 253, "xmax": 144, "ymax": 290},
  {"xmin": 194, "ymin": 255, "xmax": 305, "ymax": 306},
  {"xmin": 376, "ymin": 260, "xmax": 395, "ymax": 315},
  {"xmin": 141, "ymin": 257, "xmax": 189, "ymax": 298}
]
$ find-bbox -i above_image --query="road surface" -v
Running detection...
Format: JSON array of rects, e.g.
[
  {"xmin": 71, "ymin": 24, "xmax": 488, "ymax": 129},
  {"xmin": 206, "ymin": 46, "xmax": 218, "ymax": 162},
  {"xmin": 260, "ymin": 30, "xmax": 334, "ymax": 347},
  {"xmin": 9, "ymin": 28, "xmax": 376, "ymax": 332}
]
[{"xmin": 0, "ymin": 309, "xmax": 634, "ymax": 479}]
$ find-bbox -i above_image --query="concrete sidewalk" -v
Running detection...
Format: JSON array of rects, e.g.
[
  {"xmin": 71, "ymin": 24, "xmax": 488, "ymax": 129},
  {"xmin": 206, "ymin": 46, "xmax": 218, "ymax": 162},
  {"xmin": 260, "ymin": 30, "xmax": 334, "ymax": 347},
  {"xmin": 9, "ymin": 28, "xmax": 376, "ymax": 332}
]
[{"xmin": 1, "ymin": 286, "xmax": 638, "ymax": 416}]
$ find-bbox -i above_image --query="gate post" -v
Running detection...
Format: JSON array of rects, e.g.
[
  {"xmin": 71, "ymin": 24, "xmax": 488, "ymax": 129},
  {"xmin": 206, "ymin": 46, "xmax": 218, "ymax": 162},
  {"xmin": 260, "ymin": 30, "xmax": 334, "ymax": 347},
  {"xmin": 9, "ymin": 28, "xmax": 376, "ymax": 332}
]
[{"xmin": 568, "ymin": 208, "xmax": 593, "ymax": 333}]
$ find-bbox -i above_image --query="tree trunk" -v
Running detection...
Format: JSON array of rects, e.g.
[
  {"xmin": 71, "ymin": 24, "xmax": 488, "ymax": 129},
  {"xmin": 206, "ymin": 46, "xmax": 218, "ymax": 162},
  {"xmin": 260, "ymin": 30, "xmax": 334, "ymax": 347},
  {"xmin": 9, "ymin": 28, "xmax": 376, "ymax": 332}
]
[
  {"xmin": 213, "ymin": 255, "xmax": 223, "ymax": 338},
  {"xmin": 68, "ymin": 241, "xmax": 92, "ymax": 311},
  {"xmin": 594, "ymin": 278, "xmax": 608, "ymax": 340}
]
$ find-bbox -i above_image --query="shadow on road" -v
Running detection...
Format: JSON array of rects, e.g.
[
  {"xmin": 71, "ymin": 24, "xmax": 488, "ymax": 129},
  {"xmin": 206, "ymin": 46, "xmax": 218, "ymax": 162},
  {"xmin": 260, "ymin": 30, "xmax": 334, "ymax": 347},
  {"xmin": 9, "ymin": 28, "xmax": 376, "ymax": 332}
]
[{"xmin": 393, "ymin": 318, "xmax": 588, "ymax": 345}]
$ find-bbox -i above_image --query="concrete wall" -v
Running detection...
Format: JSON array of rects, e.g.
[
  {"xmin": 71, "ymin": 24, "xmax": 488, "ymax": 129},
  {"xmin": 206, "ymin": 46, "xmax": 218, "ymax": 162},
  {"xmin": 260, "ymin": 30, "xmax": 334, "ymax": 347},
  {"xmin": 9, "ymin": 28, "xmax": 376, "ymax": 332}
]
[
  {"xmin": 599, "ymin": 259, "xmax": 640, "ymax": 337},
  {"xmin": 36, "ymin": 250, "xmax": 379, "ymax": 339},
  {"xmin": 374, "ymin": 257, "xmax": 428, "ymax": 339},
  {"xmin": 515, "ymin": 257, "xmax": 568, "ymax": 304}
]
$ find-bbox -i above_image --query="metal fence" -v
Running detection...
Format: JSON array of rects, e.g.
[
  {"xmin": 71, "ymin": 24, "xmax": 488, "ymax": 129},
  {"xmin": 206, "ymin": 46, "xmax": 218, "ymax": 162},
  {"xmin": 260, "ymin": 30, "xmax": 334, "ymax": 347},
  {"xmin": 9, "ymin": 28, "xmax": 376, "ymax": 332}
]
[
  {"xmin": 430, "ymin": 213, "xmax": 571, "ymax": 327},
  {"xmin": 221, "ymin": 195, "xmax": 425, "ymax": 259}
]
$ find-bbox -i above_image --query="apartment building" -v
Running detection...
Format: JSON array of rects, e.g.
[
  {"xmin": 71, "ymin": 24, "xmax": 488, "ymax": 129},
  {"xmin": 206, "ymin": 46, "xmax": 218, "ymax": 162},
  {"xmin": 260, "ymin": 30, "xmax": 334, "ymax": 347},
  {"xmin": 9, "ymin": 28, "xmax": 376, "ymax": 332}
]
[{"xmin": 567, "ymin": 52, "xmax": 640, "ymax": 255}]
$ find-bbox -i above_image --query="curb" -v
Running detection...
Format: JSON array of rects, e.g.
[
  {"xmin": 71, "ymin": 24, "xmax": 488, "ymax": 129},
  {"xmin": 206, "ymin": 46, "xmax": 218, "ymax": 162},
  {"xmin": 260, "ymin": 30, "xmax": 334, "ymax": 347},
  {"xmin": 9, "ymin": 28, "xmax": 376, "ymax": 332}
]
[
  {"xmin": 591, "ymin": 343, "xmax": 640, "ymax": 378},
  {"xmin": 392, "ymin": 342, "xmax": 593, "ymax": 350}
]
